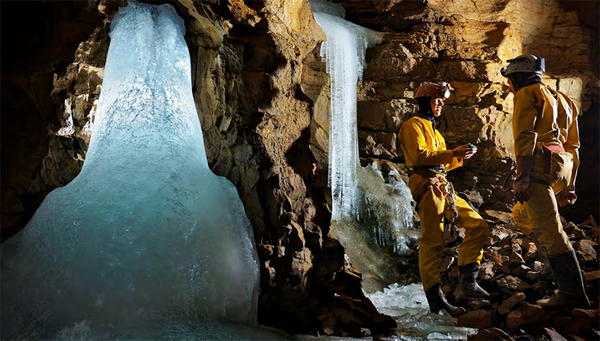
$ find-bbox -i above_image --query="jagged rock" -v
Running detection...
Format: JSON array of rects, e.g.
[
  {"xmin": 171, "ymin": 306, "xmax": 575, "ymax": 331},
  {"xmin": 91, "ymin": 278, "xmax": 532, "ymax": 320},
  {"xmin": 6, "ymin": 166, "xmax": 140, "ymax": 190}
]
[
  {"xmin": 550, "ymin": 315, "xmax": 595, "ymax": 340},
  {"xmin": 498, "ymin": 292, "xmax": 526, "ymax": 315},
  {"xmin": 438, "ymin": 255, "xmax": 455, "ymax": 272},
  {"xmin": 466, "ymin": 298, "xmax": 492, "ymax": 311},
  {"xmin": 571, "ymin": 308, "xmax": 600, "ymax": 325},
  {"xmin": 583, "ymin": 269, "xmax": 600, "ymax": 281},
  {"xmin": 485, "ymin": 249, "xmax": 511, "ymax": 274},
  {"xmin": 457, "ymin": 309, "xmax": 492, "ymax": 329},
  {"xmin": 490, "ymin": 227, "xmax": 511, "ymax": 245},
  {"xmin": 470, "ymin": 327, "xmax": 514, "ymax": 341},
  {"xmin": 510, "ymin": 265, "xmax": 531, "ymax": 279},
  {"xmin": 479, "ymin": 262, "xmax": 496, "ymax": 280},
  {"xmin": 485, "ymin": 210, "xmax": 515, "ymax": 225},
  {"xmin": 358, "ymin": 131, "xmax": 398, "ymax": 159},
  {"xmin": 531, "ymin": 261, "xmax": 543, "ymax": 272},
  {"xmin": 506, "ymin": 302, "xmax": 551, "ymax": 331},
  {"xmin": 576, "ymin": 240, "xmax": 598, "ymax": 264},
  {"xmin": 2, "ymin": 0, "xmax": 599, "ymax": 338},
  {"xmin": 496, "ymin": 275, "xmax": 532, "ymax": 295},
  {"xmin": 520, "ymin": 238, "xmax": 537, "ymax": 263},
  {"xmin": 543, "ymin": 328, "xmax": 568, "ymax": 341}
]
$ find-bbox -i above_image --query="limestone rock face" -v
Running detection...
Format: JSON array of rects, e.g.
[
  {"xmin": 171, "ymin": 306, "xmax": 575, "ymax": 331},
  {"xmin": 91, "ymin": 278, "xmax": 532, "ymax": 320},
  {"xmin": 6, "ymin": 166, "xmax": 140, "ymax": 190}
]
[{"xmin": 1, "ymin": 0, "xmax": 598, "ymax": 336}]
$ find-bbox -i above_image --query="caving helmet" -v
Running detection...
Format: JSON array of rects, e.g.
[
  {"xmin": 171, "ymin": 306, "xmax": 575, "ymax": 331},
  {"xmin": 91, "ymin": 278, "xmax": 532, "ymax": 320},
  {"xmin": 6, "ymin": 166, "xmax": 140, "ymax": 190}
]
[
  {"xmin": 500, "ymin": 54, "xmax": 545, "ymax": 77},
  {"xmin": 415, "ymin": 82, "xmax": 451, "ymax": 100}
]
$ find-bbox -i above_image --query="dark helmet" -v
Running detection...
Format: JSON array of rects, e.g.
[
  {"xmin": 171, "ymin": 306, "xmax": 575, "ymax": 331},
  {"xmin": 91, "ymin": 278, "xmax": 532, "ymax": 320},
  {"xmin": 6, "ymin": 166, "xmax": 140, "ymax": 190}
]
[{"xmin": 415, "ymin": 82, "xmax": 451, "ymax": 99}]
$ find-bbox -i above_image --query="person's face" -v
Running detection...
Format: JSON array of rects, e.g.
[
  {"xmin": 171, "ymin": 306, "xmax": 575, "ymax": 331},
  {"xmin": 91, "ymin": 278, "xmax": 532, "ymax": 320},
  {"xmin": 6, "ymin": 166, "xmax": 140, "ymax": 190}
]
[
  {"xmin": 508, "ymin": 78, "xmax": 516, "ymax": 94},
  {"xmin": 430, "ymin": 97, "xmax": 445, "ymax": 117}
]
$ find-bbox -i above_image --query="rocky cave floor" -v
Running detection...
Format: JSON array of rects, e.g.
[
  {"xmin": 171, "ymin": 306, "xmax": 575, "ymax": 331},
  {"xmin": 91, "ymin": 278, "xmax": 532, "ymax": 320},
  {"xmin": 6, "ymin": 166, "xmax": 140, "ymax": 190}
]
[{"xmin": 385, "ymin": 215, "xmax": 600, "ymax": 341}]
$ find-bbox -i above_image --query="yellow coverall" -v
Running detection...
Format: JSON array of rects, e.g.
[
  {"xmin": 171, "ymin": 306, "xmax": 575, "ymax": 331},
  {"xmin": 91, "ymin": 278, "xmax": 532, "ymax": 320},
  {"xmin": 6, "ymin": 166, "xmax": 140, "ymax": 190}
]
[
  {"xmin": 511, "ymin": 83, "xmax": 580, "ymax": 256},
  {"xmin": 399, "ymin": 116, "xmax": 490, "ymax": 292}
]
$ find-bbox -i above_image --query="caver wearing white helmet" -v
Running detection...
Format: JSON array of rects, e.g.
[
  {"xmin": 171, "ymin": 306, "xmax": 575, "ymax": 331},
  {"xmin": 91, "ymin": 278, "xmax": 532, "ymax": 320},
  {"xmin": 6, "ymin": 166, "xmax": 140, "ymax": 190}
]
[
  {"xmin": 500, "ymin": 54, "xmax": 545, "ymax": 93},
  {"xmin": 500, "ymin": 55, "xmax": 590, "ymax": 310}
]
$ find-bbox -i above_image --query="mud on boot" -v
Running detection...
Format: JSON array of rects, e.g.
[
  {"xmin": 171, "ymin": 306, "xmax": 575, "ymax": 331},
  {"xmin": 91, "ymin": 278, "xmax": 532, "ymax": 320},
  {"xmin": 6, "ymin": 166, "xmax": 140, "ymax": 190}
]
[
  {"xmin": 425, "ymin": 283, "xmax": 466, "ymax": 317},
  {"xmin": 455, "ymin": 263, "xmax": 490, "ymax": 301}
]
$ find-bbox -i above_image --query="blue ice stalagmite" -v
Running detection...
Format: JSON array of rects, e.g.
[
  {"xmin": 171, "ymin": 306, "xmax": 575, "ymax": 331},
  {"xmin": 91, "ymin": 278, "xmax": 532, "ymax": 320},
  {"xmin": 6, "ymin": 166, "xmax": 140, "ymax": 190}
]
[{"xmin": 1, "ymin": 1, "xmax": 259, "ymax": 339}]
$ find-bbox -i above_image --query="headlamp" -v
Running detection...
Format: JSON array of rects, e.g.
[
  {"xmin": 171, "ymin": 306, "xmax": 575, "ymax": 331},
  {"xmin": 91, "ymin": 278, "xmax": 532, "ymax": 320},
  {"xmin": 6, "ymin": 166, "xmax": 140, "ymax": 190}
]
[{"xmin": 439, "ymin": 82, "xmax": 451, "ymax": 99}]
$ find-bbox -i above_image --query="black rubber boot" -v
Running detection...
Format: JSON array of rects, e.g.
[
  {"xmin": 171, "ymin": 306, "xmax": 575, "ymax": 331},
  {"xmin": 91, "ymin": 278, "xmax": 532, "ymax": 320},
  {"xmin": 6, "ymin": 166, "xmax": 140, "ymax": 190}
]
[
  {"xmin": 537, "ymin": 249, "xmax": 590, "ymax": 309},
  {"xmin": 455, "ymin": 263, "xmax": 490, "ymax": 301},
  {"xmin": 425, "ymin": 283, "xmax": 465, "ymax": 317}
]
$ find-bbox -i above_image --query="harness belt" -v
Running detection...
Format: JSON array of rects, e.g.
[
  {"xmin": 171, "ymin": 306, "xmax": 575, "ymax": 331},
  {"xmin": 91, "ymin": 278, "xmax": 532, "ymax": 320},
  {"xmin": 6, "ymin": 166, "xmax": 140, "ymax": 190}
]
[{"xmin": 413, "ymin": 165, "xmax": 447, "ymax": 177}]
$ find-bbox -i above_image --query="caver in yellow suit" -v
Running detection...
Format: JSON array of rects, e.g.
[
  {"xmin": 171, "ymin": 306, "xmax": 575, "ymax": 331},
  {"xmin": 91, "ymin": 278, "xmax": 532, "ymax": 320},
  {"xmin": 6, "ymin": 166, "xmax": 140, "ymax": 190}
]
[
  {"xmin": 501, "ymin": 54, "xmax": 590, "ymax": 309},
  {"xmin": 398, "ymin": 82, "xmax": 490, "ymax": 317}
]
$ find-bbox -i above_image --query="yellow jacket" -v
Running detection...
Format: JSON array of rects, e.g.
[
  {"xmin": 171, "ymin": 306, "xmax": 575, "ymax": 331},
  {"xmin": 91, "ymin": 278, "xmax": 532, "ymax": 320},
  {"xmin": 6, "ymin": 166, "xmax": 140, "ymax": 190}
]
[
  {"xmin": 398, "ymin": 116, "xmax": 463, "ymax": 170},
  {"xmin": 513, "ymin": 83, "xmax": 580, "ymax": 167},
  {"xmin": 398, "ymin": 116, "xmax": 463, "ymax": 195}
]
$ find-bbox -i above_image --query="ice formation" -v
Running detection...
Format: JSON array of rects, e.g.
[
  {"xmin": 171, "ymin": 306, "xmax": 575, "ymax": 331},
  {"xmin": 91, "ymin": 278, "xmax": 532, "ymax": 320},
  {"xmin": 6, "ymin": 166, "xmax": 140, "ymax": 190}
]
[
  {"xmin": 311, "ymin": 1, "xmax": 379, "ymax": 221},
  {"xmin": 311, "ymin": 0, "xmax": 417, "ymax": 292},
  {"xmin": 367, "ymin": 283, "xmax": 478, "ymax": 340},
  {"xmin": 1, "ymin": 1, "xmax": 259, "ymax": 339}
]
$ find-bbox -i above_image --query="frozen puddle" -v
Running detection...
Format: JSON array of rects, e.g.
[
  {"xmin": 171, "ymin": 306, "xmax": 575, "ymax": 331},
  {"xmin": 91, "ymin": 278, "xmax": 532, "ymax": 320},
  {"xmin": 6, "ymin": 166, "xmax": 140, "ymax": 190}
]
[{"xmin": 367, "ymin": 283, "xmax": 477, "ymax": 340}]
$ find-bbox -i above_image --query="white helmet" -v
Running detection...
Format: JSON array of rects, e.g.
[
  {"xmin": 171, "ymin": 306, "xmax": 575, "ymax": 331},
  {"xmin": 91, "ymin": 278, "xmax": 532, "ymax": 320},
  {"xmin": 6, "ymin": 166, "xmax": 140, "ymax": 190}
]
[{"xmin": 500, "ymin": 54, "xmax": 545, "ymax": 77}]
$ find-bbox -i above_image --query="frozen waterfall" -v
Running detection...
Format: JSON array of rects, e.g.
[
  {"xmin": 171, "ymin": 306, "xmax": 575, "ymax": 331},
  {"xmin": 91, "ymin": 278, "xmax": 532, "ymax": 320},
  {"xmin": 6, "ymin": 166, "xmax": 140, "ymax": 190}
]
[
  {"xmin": 311, "ymin": 2, "xmax": 477, "ymax": 340},
  {"xmin": 1, "ymin": 1, "xmax": 259, "ymax": 339},
  {"xmin": 311, "ymin": 0, "xmax": 417, "ymax": 291},
  {"xmin": 312, "ymin": 2, "xmax": 376, "ymax": 221}
]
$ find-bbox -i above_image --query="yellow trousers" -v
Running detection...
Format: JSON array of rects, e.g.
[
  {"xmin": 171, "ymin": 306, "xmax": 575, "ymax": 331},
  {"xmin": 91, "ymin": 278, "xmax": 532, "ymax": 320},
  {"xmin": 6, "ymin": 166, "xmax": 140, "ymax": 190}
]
[
  {"xmin": 512, "ymin": 152, "xmax": 574, "ymax": 256},
  {"xmin": 416, "ymin": 186, "xmax": 490, "ymax": 292}
]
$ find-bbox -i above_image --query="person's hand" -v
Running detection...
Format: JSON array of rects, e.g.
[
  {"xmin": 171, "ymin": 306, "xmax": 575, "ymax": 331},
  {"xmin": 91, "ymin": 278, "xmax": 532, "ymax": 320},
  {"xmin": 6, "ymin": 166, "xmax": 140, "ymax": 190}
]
[
  {"xmin": 556, "ymin": 189, "xmax": 577, "ymax": 207},
  {"xmin": 452, "ymin": 144, "xmax": 477, "ymax": 160},
  {"xmin": 513, "ymin": 176, "xmax": 530, "ymax": 203}
]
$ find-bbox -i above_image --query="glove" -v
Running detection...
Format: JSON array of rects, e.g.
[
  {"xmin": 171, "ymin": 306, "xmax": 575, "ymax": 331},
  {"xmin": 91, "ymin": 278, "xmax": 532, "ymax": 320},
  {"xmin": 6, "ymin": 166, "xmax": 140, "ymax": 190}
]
[
  {"xmin": 513, "ymin": 156, "xmax": 534, "ymax": 203},
  {"xmin": 556, "ymin": 188, "xmax": 577, "ymax": 207}
]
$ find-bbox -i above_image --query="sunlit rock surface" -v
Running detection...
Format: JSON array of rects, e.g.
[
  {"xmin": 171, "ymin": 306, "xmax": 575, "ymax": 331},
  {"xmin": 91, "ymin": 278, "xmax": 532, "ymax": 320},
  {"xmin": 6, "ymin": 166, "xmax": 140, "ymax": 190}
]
[
  {"xmin": 1, "ymin": 0, "xmax": 598, "ymax": 336},
  {"xmin": 1, "ymin": 1, "xmax": 259, "ymax": 338}
]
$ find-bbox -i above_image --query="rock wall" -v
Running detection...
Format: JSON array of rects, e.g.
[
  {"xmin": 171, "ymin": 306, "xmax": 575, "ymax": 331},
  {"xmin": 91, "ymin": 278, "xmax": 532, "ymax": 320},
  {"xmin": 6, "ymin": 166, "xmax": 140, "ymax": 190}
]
[
  {"xmin": 1, "ymin": 0, "xmax": 598, "ymax": 336},
  {"xmin": 339, "ymin": 0, "xmax": 599, "ymax": 223}
]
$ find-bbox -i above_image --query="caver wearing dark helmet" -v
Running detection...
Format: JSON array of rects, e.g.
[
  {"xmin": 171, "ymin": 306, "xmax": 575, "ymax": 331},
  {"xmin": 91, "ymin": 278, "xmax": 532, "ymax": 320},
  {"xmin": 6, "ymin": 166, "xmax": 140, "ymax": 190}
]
[{"xmin": 398, "ymin": 82, "xmax": 491, "ymax": 317}]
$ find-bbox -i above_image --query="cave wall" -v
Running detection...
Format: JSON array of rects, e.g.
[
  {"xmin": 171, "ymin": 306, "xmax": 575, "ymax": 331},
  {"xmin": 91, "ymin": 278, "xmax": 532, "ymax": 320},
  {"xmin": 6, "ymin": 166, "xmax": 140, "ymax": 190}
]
[{"xmin": 1, "ymin": 0, "xmax": 598, "ymax": 336}]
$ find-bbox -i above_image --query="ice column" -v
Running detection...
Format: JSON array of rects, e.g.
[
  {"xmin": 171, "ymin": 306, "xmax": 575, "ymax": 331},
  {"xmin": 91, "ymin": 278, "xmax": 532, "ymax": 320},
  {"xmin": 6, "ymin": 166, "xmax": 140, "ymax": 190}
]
[
  {"xmin": 311, "ymin": 2, "xmax": 378, "ymax": 221},
  {"xmin": 1, "ymin": 1, "xmax": 259, "ymax": 338},
  {"xmin": 311, "ymin": 1, "xmax": 418, "ymax": 293}
]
